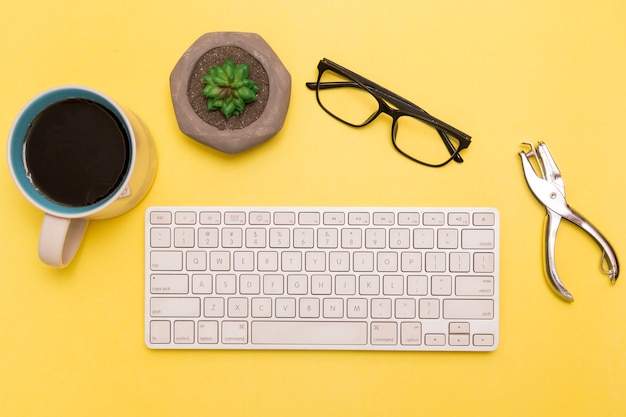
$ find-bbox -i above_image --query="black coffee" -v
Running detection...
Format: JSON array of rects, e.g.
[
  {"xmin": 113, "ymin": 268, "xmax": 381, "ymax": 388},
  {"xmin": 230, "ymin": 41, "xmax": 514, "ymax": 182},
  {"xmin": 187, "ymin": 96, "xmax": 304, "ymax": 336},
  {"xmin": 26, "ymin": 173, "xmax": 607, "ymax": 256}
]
[{"xmin": 24, "ymin": 98, "xmax": 130, "ymax": 207}]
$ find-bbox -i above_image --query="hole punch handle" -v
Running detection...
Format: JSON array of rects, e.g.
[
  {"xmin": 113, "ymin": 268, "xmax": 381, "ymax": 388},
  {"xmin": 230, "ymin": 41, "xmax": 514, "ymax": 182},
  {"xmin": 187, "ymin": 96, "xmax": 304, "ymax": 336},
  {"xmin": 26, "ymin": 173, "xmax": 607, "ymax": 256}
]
[{"xmin": 544, "ymin": 212, "xmax": 574, "ymax": 301}]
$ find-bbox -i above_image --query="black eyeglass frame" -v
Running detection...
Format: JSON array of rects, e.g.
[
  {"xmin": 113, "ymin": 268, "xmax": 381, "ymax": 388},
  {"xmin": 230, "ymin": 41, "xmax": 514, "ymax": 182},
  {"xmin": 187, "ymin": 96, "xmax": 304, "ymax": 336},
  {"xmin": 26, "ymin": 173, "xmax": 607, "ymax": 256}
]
[{"xmin": 306, "ymin": 58, "xmax": 472, "ymax": 167}]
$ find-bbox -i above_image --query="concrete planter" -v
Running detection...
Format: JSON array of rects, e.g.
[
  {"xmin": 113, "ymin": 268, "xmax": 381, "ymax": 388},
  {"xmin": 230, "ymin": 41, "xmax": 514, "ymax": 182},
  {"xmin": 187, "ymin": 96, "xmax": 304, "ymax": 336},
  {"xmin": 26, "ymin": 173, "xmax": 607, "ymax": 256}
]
[{"xmin": 170, "ymin": 32, "xmax": 291, "ymax": 154}]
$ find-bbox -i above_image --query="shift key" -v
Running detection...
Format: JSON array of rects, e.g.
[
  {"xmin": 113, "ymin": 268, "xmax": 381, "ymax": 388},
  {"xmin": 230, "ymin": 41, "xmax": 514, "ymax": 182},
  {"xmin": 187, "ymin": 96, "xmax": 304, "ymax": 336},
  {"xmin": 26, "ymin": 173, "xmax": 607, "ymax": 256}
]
[
  {"xmin": 150, "ymin": 297, "xmax": 200, "ymax": 317},
  {"xmin": 443, "ymin": 299, "xmax": 494, "ymax": 319}
]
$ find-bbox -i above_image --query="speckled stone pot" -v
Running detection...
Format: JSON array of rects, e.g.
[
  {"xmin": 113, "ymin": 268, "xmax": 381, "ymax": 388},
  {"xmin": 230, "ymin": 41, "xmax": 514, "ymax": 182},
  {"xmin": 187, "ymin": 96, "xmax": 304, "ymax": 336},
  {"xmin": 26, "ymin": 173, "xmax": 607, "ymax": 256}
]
[{"xmin": 170, "ymin": 32, "xmax": 291, "ymax": 154}]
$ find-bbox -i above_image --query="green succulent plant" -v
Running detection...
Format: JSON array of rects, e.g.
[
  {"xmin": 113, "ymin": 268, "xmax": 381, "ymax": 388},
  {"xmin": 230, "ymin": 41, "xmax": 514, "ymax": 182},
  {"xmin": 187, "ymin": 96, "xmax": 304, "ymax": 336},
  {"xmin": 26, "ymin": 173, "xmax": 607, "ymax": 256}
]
[{"xmin": 202, "ymin": 59, "xmax": 260, "ymax": 118}]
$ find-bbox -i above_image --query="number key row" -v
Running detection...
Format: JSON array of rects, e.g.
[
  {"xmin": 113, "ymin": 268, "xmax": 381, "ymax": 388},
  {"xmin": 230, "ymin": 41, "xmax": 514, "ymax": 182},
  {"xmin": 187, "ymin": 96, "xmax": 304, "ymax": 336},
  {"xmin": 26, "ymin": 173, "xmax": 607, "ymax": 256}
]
[{"xmin": 150, "ymin": 227, "xmax": 494, "ymax": 250}]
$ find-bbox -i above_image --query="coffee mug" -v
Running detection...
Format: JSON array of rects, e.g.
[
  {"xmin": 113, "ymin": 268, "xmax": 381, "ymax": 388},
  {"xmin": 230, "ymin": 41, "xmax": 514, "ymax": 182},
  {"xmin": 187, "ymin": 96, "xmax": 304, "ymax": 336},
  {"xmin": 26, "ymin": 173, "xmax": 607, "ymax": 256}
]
[{"xmin": 7, "ymin": 85, "xmax": 157, "ymax": 267}]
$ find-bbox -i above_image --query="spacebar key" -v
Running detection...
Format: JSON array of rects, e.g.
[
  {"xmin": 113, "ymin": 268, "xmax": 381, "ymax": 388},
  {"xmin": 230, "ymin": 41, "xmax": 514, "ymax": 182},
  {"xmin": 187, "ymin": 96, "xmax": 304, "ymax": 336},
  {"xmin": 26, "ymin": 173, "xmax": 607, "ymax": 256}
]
[{"xmin": 252, "ymin": 321, "xmax": 367, "ymax": 345}]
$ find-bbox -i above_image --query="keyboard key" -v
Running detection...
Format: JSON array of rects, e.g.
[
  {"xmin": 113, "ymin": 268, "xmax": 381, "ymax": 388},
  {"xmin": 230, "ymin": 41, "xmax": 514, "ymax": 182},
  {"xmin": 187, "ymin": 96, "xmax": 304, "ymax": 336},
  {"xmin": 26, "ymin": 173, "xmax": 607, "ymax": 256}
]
[
  {"xmin": 401, "ymin": 253, "xmax": 422, "ymax": 272},
  {"xmin": 371, "ymin": 299, "xmax": 392, "ymax": 319},
  {"xmin": 150, "ymin": 228, "xmax": 171, "ymax": 248},
  {"xmin": 398, "ymin": 212, "xmax": 419, "ymax": 225},
  {"xmin": 186, "ymin": 251, "xmax": 206, "ymax": 271},
  {"xmin": 299, "ymin": 212, "xmax": 320, "ymax": 225},
  {"xmin": 400, "ymin": 322, "xmax": 422, "ymax": 345},
  {"xmin": 318, "ymin": 228, "xmax": 339, "ymax": 249},
  {"xmin": 251, "ymin": 321, "xmax": 368, "ymax": 345},
  {"xmin": 413, "ymin": 229, "xmax": 434, "ymax": 249},
  {"xmin": 424, "ymin": 334, "xmax": 446, "ymax": 346},
  {"xmin": 263, "ymin": 274, "xmax": 284, "ymax": 294},
  {"xmin": 224, "ymin": 211, "xmax": 246, "ymax": 225},
  {"xmin": 305, "ymin": 252, "xmax": 326, "ymax": 272},
  {"xmin": 175, "ymin": 211, "xmax": 196, "ymax": 224},
  {"xmin": 449, "ymin": 334, "xmax": 470, "ymax": 346},
  {"xmin": 448, "ymin": 212, "xmax": 470, "ymax": 226},
  {"xmin": 389, "ymin": 229, "xmax": 410, "ymax": 249},
  {"xmin": 473, "ymin": 212, "xmax": 495, "ymax": 226},
  {"xmin": 246, "ymin": 228, "xmax": 267, "ymax": 248},
  {"xmin": 348, "ymin": 212, "xmax": 370, "ymax": 225},
  {"xmin": 198, "ymin": 228, "xmax": 218, "ymax": 248},
  {"xmin": 373, "ymin": 212, "xmax": 395, "ymax": 225},
  {"xmin": 455, "ymin": 276, "xmax": 495, "ymax": 296},
  {"xmin": 252, "ymin": 298, "xmax": 272, "ymax": 318},
  {"xmin": 204, "ymin": 298, "xmax": 225, "ymax": 317},
  {"xmin": 419, "ymin": 298, "xmax": 440, "ymax": 319},
  {"xmin": 382, "ymin": 274, "xmax": 403, "ymax": 295},
  {"xmin": 199, "ymin": 211, "xmax": 221, "ymax": 224},
  {"xmin": 274, "ymin": 212, "xmax": 295, "ymax": 225},
  {"xmin": 209, "ymin": 251, "xmax": 230, "ymax": 271},
  {"xmin": 323, "ymin": 298, "xmax": 344, "ymax": 318},
  {"xmin": 275, "ymin": 298, "xmax": 296, "ymax": 318},
  {"xmin": 449, "ymin": 322, "xmax": 470, "ymax": 334},
  {"xmin": 216, "ymin": 274, "xmax": 236, "ymax": 294},
  {"xmin": 192, "ymin": 274, "xmax": 212, "ymax": 294},
  {"xmin": 174, "ymin": 228, "xmax": 194, "ymax": 248},
  {"xmin": 150, "ymin": 211, "xmax": 172, "ymax": 225},
  {"xmin": 249, "ymin": 211, "xmax": 271, "ymax": 225},
  {"xmin": 222, "ymin": 321, "xmax": 248, "ymax": 344},
  {"xmin": 341, "ymin": 229, "xmax": 362, "ymax": 248},
  {"xmin": 461, "ymin": 229, "xmax": 495, "ymax": 249},
  {"xmin": 443, "ymin": 299, "xmax": 494, "ymax": 319},
  {"xmin": 473, "ymin": 334, "xmax": 495, "ymax": 346},
  {"xmin": 335, "ymin": 275, "xmax": 356, "ymax": 295},
  {"xmin": 474, "ymin": 252, "xmax": 495, "ymax": 273},
  {"xmin": 407, "ymin": 275, "xmax": 428, "ymax": 296},
  {"xmin": 395, "ymin": 298, "xmax": 416, "ymax": 318},
  {"xmin": 174, "ymin": 321, "xmax": 195, "ymax": 344},
  {"xmin": 198, "ymin": 321, "xmax": 218, "ymax": 344},
  {"xmin": 269, "ymin": 228, "xmax": 290, "ymax": 248},
  {"xmin": 150, "ymin": 274, "xmax": 189, "ymax": 294},
  {"xmin": 150, "ymin": 297, "xmax": 200, "ymax": 317},
  {"xmin": 323, "ymin": 212, "xmax": 345, "ymax": 225},
  {"xmin": 150, "ymin": 251, "xmax": 183, "ymax": 271},
  {"xmin": 371, "ymin": 322, "xmax": 397, "ymax": 345},
  {"xmin": 431, "ymin": 275, "xmax": 452, "ymax": 296},
  {"xmin": 150, "ymin": 321, "xmax": 171, "ymax": 344},
  {"xmin": 423, "ymin": 212, "xmax": 444, "ymax": 226}
]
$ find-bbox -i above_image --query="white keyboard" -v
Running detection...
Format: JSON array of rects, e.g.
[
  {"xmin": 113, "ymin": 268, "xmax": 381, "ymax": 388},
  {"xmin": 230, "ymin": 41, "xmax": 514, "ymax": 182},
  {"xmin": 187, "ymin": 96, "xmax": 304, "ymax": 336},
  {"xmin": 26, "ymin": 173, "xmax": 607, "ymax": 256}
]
[{"xmin": 145, "ymin": 207, "xmax": 499, "ymax": 351}]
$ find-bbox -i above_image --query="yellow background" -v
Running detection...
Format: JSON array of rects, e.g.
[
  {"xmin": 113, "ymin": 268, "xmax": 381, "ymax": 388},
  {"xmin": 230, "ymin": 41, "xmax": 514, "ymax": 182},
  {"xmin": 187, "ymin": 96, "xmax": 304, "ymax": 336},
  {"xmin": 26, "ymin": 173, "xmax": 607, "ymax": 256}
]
[{"xmin": 1, "ymin": 1, "xmax": 625, "ymax": 416}]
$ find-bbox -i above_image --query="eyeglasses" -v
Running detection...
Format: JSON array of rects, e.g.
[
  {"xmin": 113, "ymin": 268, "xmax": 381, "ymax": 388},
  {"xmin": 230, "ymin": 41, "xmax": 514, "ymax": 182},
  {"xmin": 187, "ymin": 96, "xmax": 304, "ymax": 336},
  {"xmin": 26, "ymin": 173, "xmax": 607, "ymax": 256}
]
[{"xmin": 306, "ymin": 58, "xmax": 472, "ymax": 168}]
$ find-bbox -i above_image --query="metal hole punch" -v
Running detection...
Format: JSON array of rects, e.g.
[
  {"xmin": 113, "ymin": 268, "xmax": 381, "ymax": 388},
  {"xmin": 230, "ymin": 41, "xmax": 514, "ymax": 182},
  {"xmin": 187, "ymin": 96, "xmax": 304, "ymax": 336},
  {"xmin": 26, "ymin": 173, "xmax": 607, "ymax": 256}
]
[{"xmin": 519, "ymin": 141, "xmax": 619, "ymax": 301}]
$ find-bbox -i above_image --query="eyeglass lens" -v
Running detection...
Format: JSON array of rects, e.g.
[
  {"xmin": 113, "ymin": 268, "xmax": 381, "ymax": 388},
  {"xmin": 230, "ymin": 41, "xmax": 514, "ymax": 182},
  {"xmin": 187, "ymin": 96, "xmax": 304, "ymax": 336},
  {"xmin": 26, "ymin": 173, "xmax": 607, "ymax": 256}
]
[
  {"xmin": 317, "ymin": 68, "xmax": 462, "ymax": 167},
  {"xmin": 393, "ymin": 115, "xmax": 461, "ymax": 166},
  {"xmin": 317, "ymin": 69, "xmax": 379, "ymax": 126}
]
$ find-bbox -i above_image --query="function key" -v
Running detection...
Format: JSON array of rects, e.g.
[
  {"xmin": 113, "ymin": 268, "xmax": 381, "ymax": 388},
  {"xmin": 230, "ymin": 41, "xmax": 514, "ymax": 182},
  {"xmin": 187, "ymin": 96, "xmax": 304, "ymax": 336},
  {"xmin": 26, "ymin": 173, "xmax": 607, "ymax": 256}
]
[
  {"xmin": 473, "ymin": 212, "xmax": 495, "ymax": 226},
  {"xmin": 250, "ymin": 212, "xmax": 271, "ymax": 225},
  {"xmin": 398, "ymin": 212, "xmax": 420, "ymax": 225},
  {"xmin": 200, "ymin": 211, "xmax": 221, "ymax": 225},
  {"xmin": 323, "ymin": 212, "xmax": 345, "ymax": 225},
  {"xmin": 373, "ymin": 212, "xmax": 395, "ymax": 225},
  {"xmin": 150, "ymin": 211, "xmax": 172, "ymax": 225},
  {"xmin": 348, "ymin": 212, "xmax": 370, "ymax": 225},
  {"xmin": 175, "ymin": 211, "xmax": 196, "ymax": 225},
  {"xmin": 224, "ymin": 211, "xmax": 246, "ymax": 225},
  {"xmin": 274, "ymin": 211, "xmax": 296, "ymax": 225},
  {"xmin": 423, "ymin": 212, "xmax": 445, "ymax": 226},
  {"xmin": 448, "ymin": 212, "xmax": 470, "ymax": 226},
  {"xmin": 299, "ymin": 212, "xmax": 320, "ymax": 225}
]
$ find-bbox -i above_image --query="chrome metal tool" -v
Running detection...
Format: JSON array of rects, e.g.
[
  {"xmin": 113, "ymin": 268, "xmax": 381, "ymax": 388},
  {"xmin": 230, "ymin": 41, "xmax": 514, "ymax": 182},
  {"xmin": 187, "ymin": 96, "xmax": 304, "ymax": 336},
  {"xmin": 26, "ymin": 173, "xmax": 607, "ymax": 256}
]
[{"xmin": 519, "ymin": 142, "xmax": 619, "ymax": 301}]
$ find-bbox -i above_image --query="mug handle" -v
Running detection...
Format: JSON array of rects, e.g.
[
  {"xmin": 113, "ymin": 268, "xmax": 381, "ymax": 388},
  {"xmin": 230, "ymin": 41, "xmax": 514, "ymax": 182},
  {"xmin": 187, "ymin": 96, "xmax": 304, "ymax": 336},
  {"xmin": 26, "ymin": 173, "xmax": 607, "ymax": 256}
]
[{"xmin": 38, "ymin": 214, "xmax": 89, "ymax": 268}]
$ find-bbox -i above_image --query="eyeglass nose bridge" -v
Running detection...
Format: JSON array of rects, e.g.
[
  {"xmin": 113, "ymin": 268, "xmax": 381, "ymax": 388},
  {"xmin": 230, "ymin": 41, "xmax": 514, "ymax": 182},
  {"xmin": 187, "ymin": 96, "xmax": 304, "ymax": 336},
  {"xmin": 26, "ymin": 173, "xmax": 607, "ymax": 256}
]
[{"xmin": 370, "ymin": 95, "xmax": 405, "ymax": 125}]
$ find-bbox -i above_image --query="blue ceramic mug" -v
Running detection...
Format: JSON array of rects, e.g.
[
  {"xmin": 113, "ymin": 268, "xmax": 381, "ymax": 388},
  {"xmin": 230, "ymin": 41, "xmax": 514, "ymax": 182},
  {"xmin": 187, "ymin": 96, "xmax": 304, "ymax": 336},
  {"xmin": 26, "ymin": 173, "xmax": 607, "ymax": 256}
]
[{"xmin": 8, "ymin": 85, "xmax": 157, "ymax": 267}]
